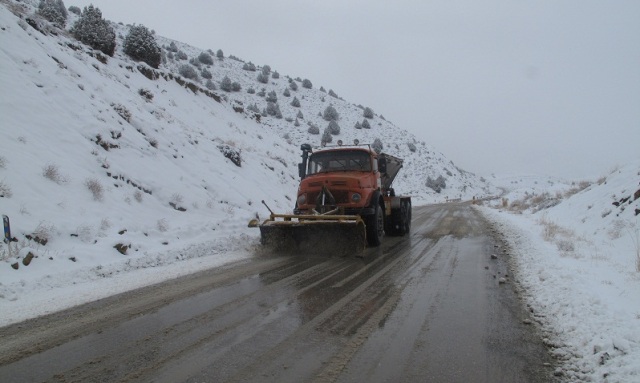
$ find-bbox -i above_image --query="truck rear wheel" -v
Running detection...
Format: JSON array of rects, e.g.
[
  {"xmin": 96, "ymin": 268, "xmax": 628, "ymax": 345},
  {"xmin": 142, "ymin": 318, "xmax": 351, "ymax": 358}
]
[{"xmin": 366, "ymin": 203, "xmax": 384, "ymax": 246}]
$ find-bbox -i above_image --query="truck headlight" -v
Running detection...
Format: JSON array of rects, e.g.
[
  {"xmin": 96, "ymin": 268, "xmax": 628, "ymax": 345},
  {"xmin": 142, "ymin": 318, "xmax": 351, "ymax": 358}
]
[
  {"xmin": 351, "ymin": 193, "xmax": 361, "ymax": 202},
  {"xmin": 297, "ymin": 194, "xmax": 307, "ymax": 205}
]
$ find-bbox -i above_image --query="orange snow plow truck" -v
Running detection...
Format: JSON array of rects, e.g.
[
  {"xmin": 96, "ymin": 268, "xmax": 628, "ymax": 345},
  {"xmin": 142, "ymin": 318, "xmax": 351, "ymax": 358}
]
[{"xmin": 250, "ymin": 142, "xmax": 411, "ymax": 255}]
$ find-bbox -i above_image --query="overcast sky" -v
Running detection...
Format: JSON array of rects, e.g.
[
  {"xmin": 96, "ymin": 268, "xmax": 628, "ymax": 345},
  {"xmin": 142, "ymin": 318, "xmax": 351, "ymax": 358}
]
[{"xmin": 69, "ymin": 0, "xmax": 639, "ymax": 179}]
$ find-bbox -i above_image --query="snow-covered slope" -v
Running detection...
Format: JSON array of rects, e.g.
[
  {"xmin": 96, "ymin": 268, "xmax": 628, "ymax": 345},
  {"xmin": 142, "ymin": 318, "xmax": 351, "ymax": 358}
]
[
  {"xmin": 480, "ymin": 161, "xmax": 640, "ymax": 382},
  {"xmin": 0, "ymin": 0, "xmax": 494, "ymax": 322}
]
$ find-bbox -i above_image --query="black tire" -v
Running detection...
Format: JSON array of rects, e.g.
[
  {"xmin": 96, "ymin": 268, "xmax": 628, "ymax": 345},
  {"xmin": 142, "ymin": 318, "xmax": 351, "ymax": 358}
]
[
  {"xmin": 397, "ymin": 202, "xmax": 408, "ymax": 236},
  {"xmin": 366, "ymin": 202, "xmax": 384, "ymax": 246},
  {"xmin": 403, "ymin": 201, "xmax": 411, "ymax": 234}
]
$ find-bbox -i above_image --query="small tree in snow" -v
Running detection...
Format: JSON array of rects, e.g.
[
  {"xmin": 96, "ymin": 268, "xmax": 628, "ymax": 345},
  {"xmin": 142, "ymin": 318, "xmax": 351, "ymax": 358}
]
[
  {"xmin": 372, "ymin": 138, "xmax": 383, "ymax": 154},
  {"xmin": 289, "ymin": 81, "xmax": 298, "ymax": 91},
  {"xmin": 198, "ymin": 52, "xmax": 213, "ymax": 65},
  {"xmin": 321, "ymin": 128, "xmax": 333, "ymax": 144},
  {"xmin": 290, "ymin": 96, "xmax": 301, "ymax": 107},
  {"xmin": 220, "ymin": 76, "xmax": 233, "ymax": 91},
  {"xmin": 361, "ymin": 118, "xmax": 371, "ymax": 129},
  {"xmin": 178, "ymin": 64, "xmax": 198, "ymax": 81},
  {"xmin": 328, "ymin": 120, "xmax": 340, "ymax": 135},
  {"xmin": 71, "ymin": 5, "xmax": 116, "ymax": 56},
  {"xmin": 307, "ymin": 124, "xmax": 319, "ymax": 135},
  {"xmin": 323, "ymin": 105, "xmax": 339, "ymax": 121},
  {"xmin": 123, "ymin": 24, "xmax": 161, "ymax": 68},
  {"xmin": 363, "ymin": 107, "xmax": 374, "ymax": 119},
  {"xmin": 216, "ymin": 49, "xmax": 224, "ymax": 59},
  {"xmin": 302, "ymin": 79, "xmax": 312, "ymax": 89},
  {"xmin": 266, "ymin": 90, "xmax": 278, "ymax": 103},
  {"xmin": 38, "ymin": 0, "xmax": 67, "ymax": 27}
]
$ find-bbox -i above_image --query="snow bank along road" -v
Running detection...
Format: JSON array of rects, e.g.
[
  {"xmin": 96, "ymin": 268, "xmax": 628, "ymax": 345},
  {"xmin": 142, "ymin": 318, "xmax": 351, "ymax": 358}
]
[{"xmin": 0, "ymin": 204, "xmax": 555, "ymax": 382}]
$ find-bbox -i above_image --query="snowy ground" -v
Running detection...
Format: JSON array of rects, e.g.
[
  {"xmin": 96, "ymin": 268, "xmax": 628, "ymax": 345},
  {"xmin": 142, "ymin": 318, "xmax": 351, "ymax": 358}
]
[
  {"xmin": 1, "ymin": 1, "xmax": 639, "ymax": 381},
  {"xmin": 478, "ymin": 161, "xmax": 640, "ymax": 382}
]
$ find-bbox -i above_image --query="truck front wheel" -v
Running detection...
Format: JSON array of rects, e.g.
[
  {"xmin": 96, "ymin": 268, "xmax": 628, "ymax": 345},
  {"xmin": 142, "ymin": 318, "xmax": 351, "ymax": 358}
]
[{"xmin": 366, "ymin": 203, "xmax": 384, "ymax": 246}]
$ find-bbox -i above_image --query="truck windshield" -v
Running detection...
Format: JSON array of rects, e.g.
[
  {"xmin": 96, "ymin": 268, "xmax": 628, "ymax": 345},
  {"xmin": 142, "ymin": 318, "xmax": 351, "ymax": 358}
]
[{"xmin": 307, "ymin": 150, "xmax": 372, "ymax": 175}]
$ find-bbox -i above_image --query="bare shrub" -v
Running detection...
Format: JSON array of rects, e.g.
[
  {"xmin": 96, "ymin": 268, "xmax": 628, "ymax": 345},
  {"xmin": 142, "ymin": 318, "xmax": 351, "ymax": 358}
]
[
  {"xmin": 111, "ymin": 103, "xmax": 132, "ymax": 122},
  {"xmin": 0, "ymin": 180, "xmax": 12, "ymax": 198},
  {"xmin": 42, "ymin": 163, "xmax": 67, "ymax": 184},
  {"xmin": 556, "ymin": 239, "xmax": 575, "ymax": 252},
  {"xmin": 85, "ymin": 178, "xmax": 104, "ymax": 201},
  {"xmin": 157, "ymin": 218, "xmax": 168, "ymax": 232},
  {"xmin": 32, "ymin": 221, "xmax": 56, "ymax": 244},
  {"xmin": 134, "ymin": 190, "xmax": 143, "ymax": 203},
  {"xmin": 608, "ymin": 219, "xmax": 627, "ymax": 240}
]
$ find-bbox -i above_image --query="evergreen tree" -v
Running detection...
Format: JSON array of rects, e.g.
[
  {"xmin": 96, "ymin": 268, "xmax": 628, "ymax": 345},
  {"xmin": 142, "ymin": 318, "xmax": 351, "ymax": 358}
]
[
  {"xmin": 307, "ymin": 124, "xmax": 319, "ymax": 135},
  {"xmin": 323, "ymin": 105, "xmax": 339, "ymax": 121},
  {"xmin": 289, "ymin": 81, "xmax": 298, "ymax": 91},
  {"xmin": 70, "ymin": 5, "xmax": 116, "ymax": 56},
  {"xmin": 68, "ymin": 5, "xmax": 80, "ymax": 15},
  {"xmin": 321, "ymin": 128, "xmax": 333, "ymax": 144},
  {"xmin": 272, "ymin": 71, "xmax": 280, "ymax": 79},
  {"xmin": 354, "ymin": 121, "xmax": 362, "ymax": 129},
  {"xmin": 178, "ymin": 64, "xmax": 198, "ymax": 81},
  {"xmin": 302, "ymin": 79, "xmax": 312, "ymax": 89},
  {"xmin": 361, "ymin": 119, "xmax": 371, "ymax": 129},
  {"xmin": 283, "ymin": 88, "xmax": 290, "ymax": 97},
  {"xmin": 38, "ymin": 0, "xmax": 67, "ymax": 27},
  {"xmin": 200, "ymin": 67, "xmax": 212, "ymax": 79},
  {"xmin": 123, "ymin": 24, "xmax": 161, "ymax": 68},
  {"xmin": 216, "ymin": 49, "xmax": 224, "ymax": 59},
  {"xmin": 328, "ymin": 120, "xmax": 340, "ymax": 135},
  {"xmin": 198, "ymin": 52, "xmax": 213, "ymax": 65},
  {"xmin": 290, "ymin": 96, "xmax": 300, "ymax": 107},
  {"xmin": 257, "ymin": 72, "xmax": 269, "ymax": 84},
  {"xmin": 296, "ymin": 110, "xmax": 304, "ymax": 119},
  {"xmin": 220, "ymin": 76, "xmax": 233, "ymax": 92},
  {"xmin": 363, "ymin": 107, "xmax": 374, "ymax": 119},
  {"xmin": 372, "ymin": 138, "xmax": 383, "ymax": 154},
  {"xmin": 265, "ymin": 90, "xmax": 278, "ymax": 103}
]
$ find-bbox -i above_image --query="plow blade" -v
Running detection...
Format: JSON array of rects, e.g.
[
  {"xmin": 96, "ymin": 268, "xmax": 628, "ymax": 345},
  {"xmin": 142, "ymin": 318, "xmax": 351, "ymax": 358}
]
[{"xmin": 259, "ymin": 214, "xmax": 366, "ymax": 256}]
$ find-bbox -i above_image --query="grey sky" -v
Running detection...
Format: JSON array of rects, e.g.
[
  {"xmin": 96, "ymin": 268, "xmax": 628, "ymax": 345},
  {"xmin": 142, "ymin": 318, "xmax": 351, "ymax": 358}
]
[{"xmin": 70, "ymin": 0, "xmax": 640, "ymax": 178}]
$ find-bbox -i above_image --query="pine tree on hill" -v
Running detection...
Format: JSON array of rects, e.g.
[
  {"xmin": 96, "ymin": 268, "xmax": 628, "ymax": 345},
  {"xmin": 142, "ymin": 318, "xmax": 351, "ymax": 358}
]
[
  {"xmin": 71, "ymin": 5, "xmax": 116, "ymax": 56},
  {"xmin": 37, "ymin": 0, "xmax": 67, "ymax": 27},
  {"xmin": 123, "ymin": 24, "xmax": 162, "ymax": 68}
]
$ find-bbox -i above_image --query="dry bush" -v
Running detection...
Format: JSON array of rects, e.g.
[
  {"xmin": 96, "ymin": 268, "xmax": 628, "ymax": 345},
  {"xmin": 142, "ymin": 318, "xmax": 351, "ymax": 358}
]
[
  {"xmin": 85, "ymin": 178, "xmax": 104, "ymax": 201},
  {"xmin": 42, "ymin": 163, "xmax": 68, "ymax": 184},
  {"xmin": 0, "ymin": 180, "xmax": 12, "ymax": 198},
  {"xmin": 157, "ymin": 218, "xmax": 169, "ymax": 232}
]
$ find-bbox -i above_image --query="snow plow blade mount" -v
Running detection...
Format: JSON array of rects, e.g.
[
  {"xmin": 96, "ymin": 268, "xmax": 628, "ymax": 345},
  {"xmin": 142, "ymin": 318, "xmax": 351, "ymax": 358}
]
[{"xmin": 259, "ymin": 214, "xmax": 366, "ymax": 256}]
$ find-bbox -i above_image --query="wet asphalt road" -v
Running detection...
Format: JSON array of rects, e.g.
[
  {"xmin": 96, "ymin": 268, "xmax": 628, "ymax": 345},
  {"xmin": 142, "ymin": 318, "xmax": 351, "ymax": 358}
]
[{"xmin": 0, "ymin": 203, "xmax": 555, "ymax": 382}]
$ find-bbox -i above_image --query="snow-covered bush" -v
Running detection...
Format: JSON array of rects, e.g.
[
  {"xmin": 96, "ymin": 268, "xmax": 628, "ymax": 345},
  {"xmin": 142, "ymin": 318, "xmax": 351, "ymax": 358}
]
[
  {"xmin": 198, "ymin": 52, "xmax": 213, "ymax": 65},
  {"xmin": 68, "ymin": 5, "xmax": 80, "ymax": 15},
  {"xmin": 302, "ymin": 79, "xmax": 312, "ymax": 89},
  {"xmin": 307, "ymin": 124, "xmax": 319, "ymax": 135},
  {"xmin": 321, "ymin": 128, "xmax": 333, "ymax": 144},
  {"xmin": 200, "ymin": 67, "xmax": 212, "ymax": 79},
  {"xmin": 372, "ymin": 138, "xmax": 383, "ymax": 154},
  {"xmin": 242, "ymin": 62, "xmax": 256, "ymax": 71},
  {"xmin": 328, "ymin": 120, "xmax": 340, "ymax": 135},
  {"xmin": 289, "ymin": 81, "xmax": 298, "ymax": 91},
  {"xmin": 266, "ymin": 102, "xmax": 282, "ymax": 118},
  {"xmin": 216, "ymin": 49, "xmax": 224, "ymax": 59},
  {"xmin": 70, "ymin": 5, "xmax": 116, "ymax": 56},
  {"xmin": 220, "ymin": 76, "xmax": 233, "ymax": 92},
  {"xmin": 290, "ymin": 96, "xmax": 300, "ymax": 107},
  {"xmin": 123, "ymin": 24, "xmax": 161, "ymax": 68},
  {"xmin": 323, "ymin": 105, "xmax": 339, "ymax": 121},
  {"xmin": 218, "ymin": 144, "xmax": 241, "ymax": 167},
  {"xmin": 85, "ymin": 178, "xmax": 104, "ymax": 201},
  {"xmin": 363, "ymin": 107, "xmax": 374, "ymax": 119},
  {"xmin": 426, "ymin": 175, "xmax": 446, "ymax": 193},
  {"xmin": 361, "ymin": 119, "xmax": 371, "ymax": 129},
  {"xmin": 0, "ymin": 180, "xmax": 12, "ymax": 198},
  {"xmin": 178, "ymin": 64, "xmax": 198, "ymax": 81},
  {"xmin": 266, "ymin": 91, "xmax": 277, "ymax": 103},
  {"xmin": 257, "ymin": 72, "xmax": 268, "ymax": 84},
  {"xmin": 38, "ymin": 0, "xmax": 67, "ymax": 27}
]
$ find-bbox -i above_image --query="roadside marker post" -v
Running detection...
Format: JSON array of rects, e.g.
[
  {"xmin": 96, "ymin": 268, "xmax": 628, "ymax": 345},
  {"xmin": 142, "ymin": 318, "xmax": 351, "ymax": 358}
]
[{"xmin": 3, "ymin": 215, "xmax": 11, "ymax": 258}]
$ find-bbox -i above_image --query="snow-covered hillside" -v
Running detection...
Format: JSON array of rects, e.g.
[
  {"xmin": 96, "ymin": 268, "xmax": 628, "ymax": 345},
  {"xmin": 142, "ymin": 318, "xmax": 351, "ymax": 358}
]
[
  {"xmin": 0, "ymin": 0, "xmax": 494, "ymax": 321},
  {"xmin": 480, "ymin": 161, "xmax": 640, "ymax": 382}
]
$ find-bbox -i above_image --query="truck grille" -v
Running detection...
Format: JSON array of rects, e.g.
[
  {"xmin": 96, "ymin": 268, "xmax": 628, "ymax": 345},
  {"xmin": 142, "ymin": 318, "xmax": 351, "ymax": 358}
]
[{"xmin": 309, "ymin": 189, "xmax": 350, "ymax": 205}]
